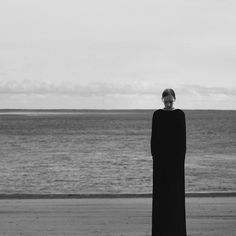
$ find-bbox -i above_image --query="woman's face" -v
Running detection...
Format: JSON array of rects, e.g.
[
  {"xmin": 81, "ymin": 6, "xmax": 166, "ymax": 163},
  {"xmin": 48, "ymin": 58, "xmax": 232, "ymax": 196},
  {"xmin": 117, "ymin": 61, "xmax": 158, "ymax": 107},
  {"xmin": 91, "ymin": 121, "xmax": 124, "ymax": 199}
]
[{"xmin": 162, "ymin": 95, "xmax": 175, "ymax": 110}]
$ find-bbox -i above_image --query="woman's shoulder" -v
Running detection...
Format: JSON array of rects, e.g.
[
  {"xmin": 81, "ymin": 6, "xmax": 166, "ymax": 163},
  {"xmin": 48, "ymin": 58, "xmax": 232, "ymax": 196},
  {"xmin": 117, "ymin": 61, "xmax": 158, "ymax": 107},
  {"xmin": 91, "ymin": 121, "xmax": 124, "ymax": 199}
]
[
  {"xmin": 153, "ymin": 109, "xmax": 163, "ymax": 115},
  {"xmin": 152, "ymin": 109, "xmax": 161, "ymax": 119},
  {"xmin": 174, "ymin": 108, "xmax": 184, "ymax": 113},
  {"xmin": 176, "ymin": 108, "xmax": 185, "ymax": 114},
  {"xmin": 154, "ymin": 108, "xmax": 184, "ymax": 112},
  {"xmin": 173, "ymin": 108, "xmax": 185, "ymax": 116},
  {"xmin": 174, "ymin": 109, "xmax": 186, "ymax": 120},
  {"xmin": 153, "ymin": 108, "xmax": 185, "ymax": 116}
]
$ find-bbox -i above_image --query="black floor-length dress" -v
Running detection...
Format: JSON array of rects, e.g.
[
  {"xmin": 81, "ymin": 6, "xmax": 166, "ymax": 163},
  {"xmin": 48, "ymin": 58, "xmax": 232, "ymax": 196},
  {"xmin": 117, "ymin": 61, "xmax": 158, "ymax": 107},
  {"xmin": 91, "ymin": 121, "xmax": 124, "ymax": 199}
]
[{"xmin": 151, "ymin": 109, "xmax": 187, "ymax": 236}]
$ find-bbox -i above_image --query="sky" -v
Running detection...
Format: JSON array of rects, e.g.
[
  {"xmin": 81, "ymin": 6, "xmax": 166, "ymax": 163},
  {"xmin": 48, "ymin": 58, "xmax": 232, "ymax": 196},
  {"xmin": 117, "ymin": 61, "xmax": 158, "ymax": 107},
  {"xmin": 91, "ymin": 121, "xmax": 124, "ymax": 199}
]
[{"xmin": 0, "ymin": 0, "xmax": 236, "ymax": 109}]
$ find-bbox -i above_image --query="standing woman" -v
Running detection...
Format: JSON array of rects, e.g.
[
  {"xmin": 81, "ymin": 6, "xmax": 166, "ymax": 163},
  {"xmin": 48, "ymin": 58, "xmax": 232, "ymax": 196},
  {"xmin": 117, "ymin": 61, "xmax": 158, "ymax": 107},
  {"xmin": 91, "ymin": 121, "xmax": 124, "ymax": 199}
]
[{"xmin": 151, "ymin": 88, "xmax": 187, "ymax": 236}]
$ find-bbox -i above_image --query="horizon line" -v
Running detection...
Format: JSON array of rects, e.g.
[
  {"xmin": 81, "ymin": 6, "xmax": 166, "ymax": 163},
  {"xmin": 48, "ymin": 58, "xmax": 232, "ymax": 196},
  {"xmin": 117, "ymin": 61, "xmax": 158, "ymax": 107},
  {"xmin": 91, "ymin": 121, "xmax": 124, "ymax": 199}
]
[
  {"xmin": 0, "ymin": 108, "xmax": 236, "ymax": 111},
  {"xmin": 0, "ymin": 192, "xmax": 235, "ymax": 199}
]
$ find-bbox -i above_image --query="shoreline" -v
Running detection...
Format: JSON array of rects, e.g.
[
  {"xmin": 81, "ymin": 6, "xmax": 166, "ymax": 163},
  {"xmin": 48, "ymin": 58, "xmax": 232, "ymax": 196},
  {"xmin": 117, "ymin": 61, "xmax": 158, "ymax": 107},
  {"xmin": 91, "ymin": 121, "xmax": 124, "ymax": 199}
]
[
  {"xmin": 0, "ymin": 197, "xmax": 235, "ymax": 235},
  {"xmin": 0, "ymin": 192, "xmax": 236, "ymax": 199}
]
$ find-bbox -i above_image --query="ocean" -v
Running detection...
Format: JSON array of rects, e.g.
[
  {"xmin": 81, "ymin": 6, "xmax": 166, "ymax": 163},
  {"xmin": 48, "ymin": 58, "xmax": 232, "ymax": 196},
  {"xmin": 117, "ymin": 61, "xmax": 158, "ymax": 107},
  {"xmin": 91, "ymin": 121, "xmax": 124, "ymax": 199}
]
[{"xmin": 0, "ymin": 109, "xmax": 235, "ymax": 195}]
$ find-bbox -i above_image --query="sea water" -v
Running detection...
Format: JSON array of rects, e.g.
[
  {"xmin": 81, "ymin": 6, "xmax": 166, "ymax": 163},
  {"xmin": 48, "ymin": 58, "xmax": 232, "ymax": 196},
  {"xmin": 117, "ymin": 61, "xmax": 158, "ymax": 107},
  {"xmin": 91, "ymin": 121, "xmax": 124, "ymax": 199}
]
[{"xmin": 0, "ymin": 109, "xmax": 235, "ymax": 194}]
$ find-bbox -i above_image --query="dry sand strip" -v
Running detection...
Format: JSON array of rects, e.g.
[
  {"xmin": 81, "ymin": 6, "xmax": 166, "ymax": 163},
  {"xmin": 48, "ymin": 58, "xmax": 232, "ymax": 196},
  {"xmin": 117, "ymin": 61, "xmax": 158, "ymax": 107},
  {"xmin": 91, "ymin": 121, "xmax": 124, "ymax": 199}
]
[{"xmin": 0, "ymin": 197, "xmax": 235, "ymax": 236}]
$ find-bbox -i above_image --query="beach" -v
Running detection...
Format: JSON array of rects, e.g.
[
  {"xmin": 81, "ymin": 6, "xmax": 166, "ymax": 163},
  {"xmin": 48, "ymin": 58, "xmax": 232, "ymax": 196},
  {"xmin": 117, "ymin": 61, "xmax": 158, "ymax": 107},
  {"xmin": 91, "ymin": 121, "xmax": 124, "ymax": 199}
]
[{"xmin": 0, "ymin": 196, "xmax": 235, "ymax": 236}]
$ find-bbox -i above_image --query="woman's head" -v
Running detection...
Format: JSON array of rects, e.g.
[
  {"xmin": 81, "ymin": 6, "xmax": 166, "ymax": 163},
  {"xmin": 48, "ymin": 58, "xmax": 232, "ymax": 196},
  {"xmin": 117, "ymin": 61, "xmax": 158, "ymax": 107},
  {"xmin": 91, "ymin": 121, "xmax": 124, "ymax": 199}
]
[{"xmin": 162, "ymin": 88, "xmax": 176, "ymax": 110}]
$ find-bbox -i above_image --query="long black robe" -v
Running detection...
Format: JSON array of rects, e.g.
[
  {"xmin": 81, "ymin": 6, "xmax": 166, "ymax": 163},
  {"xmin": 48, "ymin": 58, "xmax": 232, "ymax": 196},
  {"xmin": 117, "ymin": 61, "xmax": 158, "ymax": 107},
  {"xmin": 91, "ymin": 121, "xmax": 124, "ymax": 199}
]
[{"xmin": 151, "ymin": 109, "xmax": 187, "ymax": 236}]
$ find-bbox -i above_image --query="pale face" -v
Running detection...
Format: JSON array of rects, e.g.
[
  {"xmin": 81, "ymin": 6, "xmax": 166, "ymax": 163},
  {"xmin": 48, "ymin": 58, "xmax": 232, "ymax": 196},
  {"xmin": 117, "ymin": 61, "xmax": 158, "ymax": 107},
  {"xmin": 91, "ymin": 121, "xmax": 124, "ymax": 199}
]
[{"xmin": 162, "ymin": 95, "xmax": 175, "ymax": 110}]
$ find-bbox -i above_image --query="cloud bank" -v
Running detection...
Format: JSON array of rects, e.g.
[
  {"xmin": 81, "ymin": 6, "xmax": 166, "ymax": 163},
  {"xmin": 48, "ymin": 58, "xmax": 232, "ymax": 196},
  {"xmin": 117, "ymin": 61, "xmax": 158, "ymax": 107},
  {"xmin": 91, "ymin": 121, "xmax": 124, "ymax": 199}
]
[
  {"xmin": 0, "ymin": 80, "xmax": 235, "ymax": 98},
  {"xmin": 0, "ymin": 80, "xmax": 153, "ymax": 96}
]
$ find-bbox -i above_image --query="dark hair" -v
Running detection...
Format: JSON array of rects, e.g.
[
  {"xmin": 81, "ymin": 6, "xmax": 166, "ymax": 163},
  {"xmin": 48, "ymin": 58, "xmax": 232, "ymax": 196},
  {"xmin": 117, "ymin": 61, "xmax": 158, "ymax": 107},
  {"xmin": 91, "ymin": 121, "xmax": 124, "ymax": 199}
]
[{"xmin": 162, "ymin": 88, "xmax": 176, "ymax": 100}]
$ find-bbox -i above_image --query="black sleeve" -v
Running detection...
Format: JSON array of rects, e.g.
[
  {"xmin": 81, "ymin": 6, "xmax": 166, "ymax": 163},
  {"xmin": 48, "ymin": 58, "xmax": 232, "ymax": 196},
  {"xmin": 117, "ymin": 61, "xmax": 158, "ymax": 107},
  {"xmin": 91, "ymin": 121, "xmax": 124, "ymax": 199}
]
[
  {"xmin": 151, "ymin": 111, "xmax": 158, "ymax": 158},
  {"xmin": 180, "ymin": 110, "xmax": 186, "ymax": 156}
]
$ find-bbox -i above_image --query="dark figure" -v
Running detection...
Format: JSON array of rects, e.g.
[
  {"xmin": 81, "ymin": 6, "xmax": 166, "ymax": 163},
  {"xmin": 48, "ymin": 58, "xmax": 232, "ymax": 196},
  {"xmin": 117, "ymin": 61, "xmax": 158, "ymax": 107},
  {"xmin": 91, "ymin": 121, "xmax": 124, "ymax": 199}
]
[{"xmin": 151, "ymin": 88, "xmax": 187, "ymax": 236}]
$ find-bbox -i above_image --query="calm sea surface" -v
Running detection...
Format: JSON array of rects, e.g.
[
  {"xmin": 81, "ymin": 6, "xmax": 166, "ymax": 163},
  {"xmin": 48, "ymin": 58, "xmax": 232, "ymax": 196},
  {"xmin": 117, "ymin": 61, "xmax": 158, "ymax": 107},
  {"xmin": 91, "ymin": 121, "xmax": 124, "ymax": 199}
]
[{"xmin": 0, "ymin": 109, "xmax": 235, "ymax": 194}]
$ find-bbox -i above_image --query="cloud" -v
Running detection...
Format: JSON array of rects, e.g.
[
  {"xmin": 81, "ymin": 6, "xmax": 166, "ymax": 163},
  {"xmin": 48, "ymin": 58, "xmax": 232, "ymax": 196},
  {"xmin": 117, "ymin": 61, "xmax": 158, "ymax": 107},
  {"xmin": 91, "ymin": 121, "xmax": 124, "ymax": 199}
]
[
  {"xmin": 179, "ymin": 85, "xmax": 236, "ymax": 97},
  {"xmin": 0, "ymin": 80, "xmax": 162, "ymax": 96},
  {"xmin": 0, "ymin": 80, "xmax": 235, "ymax": 99}
]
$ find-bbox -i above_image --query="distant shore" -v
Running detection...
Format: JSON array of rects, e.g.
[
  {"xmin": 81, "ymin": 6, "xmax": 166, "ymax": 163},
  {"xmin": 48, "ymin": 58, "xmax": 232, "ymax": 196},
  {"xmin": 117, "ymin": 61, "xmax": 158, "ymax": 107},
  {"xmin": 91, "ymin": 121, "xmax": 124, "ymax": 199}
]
[
  {"xmin": 0, "ymin": 108, "xmax": 236, "ymax": 113},
  {"xmin": 0, "ymin": 192, "xmax": 236, "ymax": 199}
]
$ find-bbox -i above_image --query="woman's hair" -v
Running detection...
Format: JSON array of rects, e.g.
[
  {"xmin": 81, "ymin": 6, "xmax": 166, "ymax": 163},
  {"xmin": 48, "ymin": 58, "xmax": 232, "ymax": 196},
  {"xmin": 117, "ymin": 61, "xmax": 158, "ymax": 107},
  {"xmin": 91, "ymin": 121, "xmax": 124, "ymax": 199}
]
[{"xmin": 162, "ymin": 88, "xmax": 176, "ymax": 100}]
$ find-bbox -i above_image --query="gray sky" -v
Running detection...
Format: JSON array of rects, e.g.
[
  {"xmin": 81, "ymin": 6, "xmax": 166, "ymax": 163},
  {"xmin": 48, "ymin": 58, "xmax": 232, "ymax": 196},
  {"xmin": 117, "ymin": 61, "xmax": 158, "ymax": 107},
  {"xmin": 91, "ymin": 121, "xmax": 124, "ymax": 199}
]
[{"xmin": 0, "ymin": 0, "xmax": 236, "ymax": 109}]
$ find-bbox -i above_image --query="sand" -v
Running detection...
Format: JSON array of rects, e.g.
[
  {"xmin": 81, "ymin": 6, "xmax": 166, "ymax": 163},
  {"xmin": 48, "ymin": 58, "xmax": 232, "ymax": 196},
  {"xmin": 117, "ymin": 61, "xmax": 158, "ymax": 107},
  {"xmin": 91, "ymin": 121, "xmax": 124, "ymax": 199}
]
[{"xmin": 0, "ymin": 197, "xmax": 235, "ymax": 236}]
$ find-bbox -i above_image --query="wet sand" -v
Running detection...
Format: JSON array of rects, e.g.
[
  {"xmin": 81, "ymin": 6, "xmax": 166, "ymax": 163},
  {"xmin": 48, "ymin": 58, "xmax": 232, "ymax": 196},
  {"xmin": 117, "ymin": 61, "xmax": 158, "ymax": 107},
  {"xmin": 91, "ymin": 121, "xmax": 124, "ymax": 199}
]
[{"xmin": 0, "ymin": 197, "xmax": 235, "ymax": 236}]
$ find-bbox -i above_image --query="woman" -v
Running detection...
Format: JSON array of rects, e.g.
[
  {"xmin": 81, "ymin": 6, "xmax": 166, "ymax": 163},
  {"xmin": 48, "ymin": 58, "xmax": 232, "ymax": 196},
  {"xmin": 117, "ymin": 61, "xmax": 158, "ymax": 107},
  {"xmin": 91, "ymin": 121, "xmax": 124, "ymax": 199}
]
[{"xmin": 151, "ymin": 88, "xmax": 187, "ymax": 236}]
